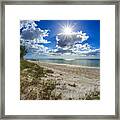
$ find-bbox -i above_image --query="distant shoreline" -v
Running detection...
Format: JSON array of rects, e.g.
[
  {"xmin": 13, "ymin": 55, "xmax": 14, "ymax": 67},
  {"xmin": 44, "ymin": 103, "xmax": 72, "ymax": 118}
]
[
  {"xmin": 26, "ymin": 58, "xmax": 100, "ymax": 60},
  {"xmin": 27, "ymin": 59, "xmax": 100, "ymax": 68}
]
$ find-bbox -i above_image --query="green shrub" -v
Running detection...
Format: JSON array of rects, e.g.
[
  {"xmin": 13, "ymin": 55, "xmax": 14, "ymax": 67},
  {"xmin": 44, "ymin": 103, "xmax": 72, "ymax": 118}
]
[{"xmin": 20, "ymin": 45, "xmax": 27, "ymax": 59}]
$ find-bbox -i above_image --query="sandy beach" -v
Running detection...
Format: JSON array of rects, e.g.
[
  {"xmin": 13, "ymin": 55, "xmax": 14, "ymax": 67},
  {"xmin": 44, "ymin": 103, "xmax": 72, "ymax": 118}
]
[{"xmin": 30, "ymin": 61, "xmax": 100, "ymax": 100}]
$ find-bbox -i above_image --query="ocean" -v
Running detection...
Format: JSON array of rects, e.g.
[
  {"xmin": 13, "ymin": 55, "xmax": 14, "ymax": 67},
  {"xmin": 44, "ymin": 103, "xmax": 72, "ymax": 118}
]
[{"xmin": 32, "ymin": 59, "xmax": 100, "ymax": 67}]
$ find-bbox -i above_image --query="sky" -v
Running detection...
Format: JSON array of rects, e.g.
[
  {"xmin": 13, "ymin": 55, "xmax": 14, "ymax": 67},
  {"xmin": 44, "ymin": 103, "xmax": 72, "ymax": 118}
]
[{"xmin": 20, "ymin": 20, "xmax": 100, "ymax": 59}]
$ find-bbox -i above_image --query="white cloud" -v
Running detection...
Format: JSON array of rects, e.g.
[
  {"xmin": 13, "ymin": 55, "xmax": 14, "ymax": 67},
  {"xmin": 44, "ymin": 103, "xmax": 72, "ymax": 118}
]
[
  {"xmin": 56, "ymin": 31, "xmax": 89, "ymax": 48},
  {"xmin": 21, "ymin": 27, "xmax": 49, "ymax": 41},
  {"xmin": 54, "ymin": 29, "xmax": 99, "ymax": 56},
  {"xmin": 35, "ymin": 38, "xmax": 50, "ymax": 44},
  {"xmin": 71, "ymin": 43, "xmax": 100, "ymax": 56},
  {"xmin": 73, "ymin": 43, "xmax": 91, "ymax": 51},
  {"xmin": 20, "ymin": 21, "xmax": 99, "ymax": 57},
  {"xmin": 29, "ymin": 44, "xmax": 49, "ymax": 54},
  {"xmin": 20, "ymin": 20, "xmax": 50, "ymax": 54},
  {"xmin": 20, "ymin": 20, "xmax": 37, "ymax": 29},
  {"xmin": 53, "ymin": 42, "xmax": 99, "ymax": 57},
  {"xmin": 20, "ymin": 20, "xmax": 49, "ymax": 42}
]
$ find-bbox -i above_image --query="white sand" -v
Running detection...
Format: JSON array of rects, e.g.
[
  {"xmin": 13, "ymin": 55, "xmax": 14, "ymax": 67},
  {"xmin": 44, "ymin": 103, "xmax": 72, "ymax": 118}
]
[{"xmin": 31, "ymin": 61, "xmax": 100, "ymax": 100}]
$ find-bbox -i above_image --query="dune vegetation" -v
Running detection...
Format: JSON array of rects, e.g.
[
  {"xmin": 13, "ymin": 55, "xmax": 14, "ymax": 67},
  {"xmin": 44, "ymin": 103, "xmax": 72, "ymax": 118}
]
[{"xmin": 20, "ymin": 60, "xmax": 62, "ymax": 100}]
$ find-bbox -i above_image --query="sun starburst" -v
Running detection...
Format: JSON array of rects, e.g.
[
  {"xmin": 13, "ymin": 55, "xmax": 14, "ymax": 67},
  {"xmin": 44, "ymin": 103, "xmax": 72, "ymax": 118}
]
[{"xmin": 63, "ymin": 26, "xmax": 73, "ymax": 34}]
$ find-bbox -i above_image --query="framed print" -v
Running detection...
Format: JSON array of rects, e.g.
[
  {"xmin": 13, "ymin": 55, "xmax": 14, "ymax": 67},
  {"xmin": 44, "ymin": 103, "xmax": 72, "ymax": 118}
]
[{"xmin": 0, "ymin": 0, "xmax": 119, "ymax": 119}]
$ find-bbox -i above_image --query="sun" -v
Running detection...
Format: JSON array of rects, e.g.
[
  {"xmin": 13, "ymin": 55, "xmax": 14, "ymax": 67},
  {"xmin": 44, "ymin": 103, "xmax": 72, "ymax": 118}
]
[
  {"xmin": 63, "ymin": 27, "xmax": 73, "ymax": 34},
  {"xmin": 60, "ymin": 22, "xmax": 76, "ymax": 35}
]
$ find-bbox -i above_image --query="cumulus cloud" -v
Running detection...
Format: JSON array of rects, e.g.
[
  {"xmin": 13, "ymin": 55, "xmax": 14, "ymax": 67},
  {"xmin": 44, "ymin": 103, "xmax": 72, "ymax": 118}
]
[
  {"xmin": 20, "ymin": 20, "xmax": 99, "ymax": 57},
  {"xmin": 71, "ymin": 43, "xmax": 100, "ymax": 56},
  {"xmin": 20, "ymin": 20, "xmax": 50, "ymax": 54},
  {"xmin": 54, "ymin": 30, "xmax": 99, "ymax": 56},
  {"xmin": 53, "ymin": 42, "xmax": 99, "ymax": 57},
  {"xmin": 28, "ymin": 44, "xmax": 49, "ymax": 54},
  {"xmin": 35, "ymin": 38, "xmax": 50, "ymax": 44},
  {"xmin": 72, "ymin": 43, "xmax": 91, "ymax": 52},
  {"xmin": 54, "ymin": 48, "xmax": 72, "ymax": 54},
  {"xmin": 20, "ymin": 20, "xmax": 49, "ymax": 41},
  {"xmin": 21, "ymin": 27, "xmax": 49, "ymax": 41},
  {"xmin": 56, "ymin": 31, "xmax": 89, "ymax": 48},
  {"xmin": 20, "ymin": 20, "xmax": 37, "ymax": 29},
  {"xmin": 21, "ymin": 28, "xmax": 39, "ymax": 40}
]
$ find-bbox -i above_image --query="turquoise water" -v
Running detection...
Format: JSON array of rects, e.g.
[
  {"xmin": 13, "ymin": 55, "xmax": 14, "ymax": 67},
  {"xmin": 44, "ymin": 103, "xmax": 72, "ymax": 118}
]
[{"xmin": 35, "ymin": 59, "xmax": 100, "ymax": 67}]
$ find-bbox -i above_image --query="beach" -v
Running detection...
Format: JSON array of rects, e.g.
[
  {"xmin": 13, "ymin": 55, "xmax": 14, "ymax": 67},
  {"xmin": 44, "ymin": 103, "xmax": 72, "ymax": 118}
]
[
  {"xmin": 30, "ymin": 61, "xmax": 100, "ymax": 100},
  {"xmin": 20, "ymin": 20, "xmax": 100, "ymax": 100}
]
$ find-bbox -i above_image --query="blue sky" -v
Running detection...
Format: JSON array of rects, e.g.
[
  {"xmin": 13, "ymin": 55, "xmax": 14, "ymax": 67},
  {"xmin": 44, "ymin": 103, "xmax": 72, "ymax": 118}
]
[{"xmin": 20, "ymin": 20, "xmax": 100, "ymax": 59}]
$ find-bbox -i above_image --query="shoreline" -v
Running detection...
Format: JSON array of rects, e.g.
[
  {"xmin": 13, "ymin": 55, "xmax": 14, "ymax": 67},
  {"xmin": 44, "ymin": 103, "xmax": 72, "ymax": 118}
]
[
  {"xmin": 30, "ymin": 60, "xmax": 100, "ymax": 80},
  {"xmin": 28, "ymin": 60, "xmax": 100, "ymax": 69}
]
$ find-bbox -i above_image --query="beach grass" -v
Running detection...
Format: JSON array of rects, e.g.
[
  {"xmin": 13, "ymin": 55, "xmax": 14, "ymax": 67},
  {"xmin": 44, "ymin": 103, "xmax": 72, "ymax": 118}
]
[{"xmin": 20, "ymin": 60, "xmax": 62, "ymax": 100}]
